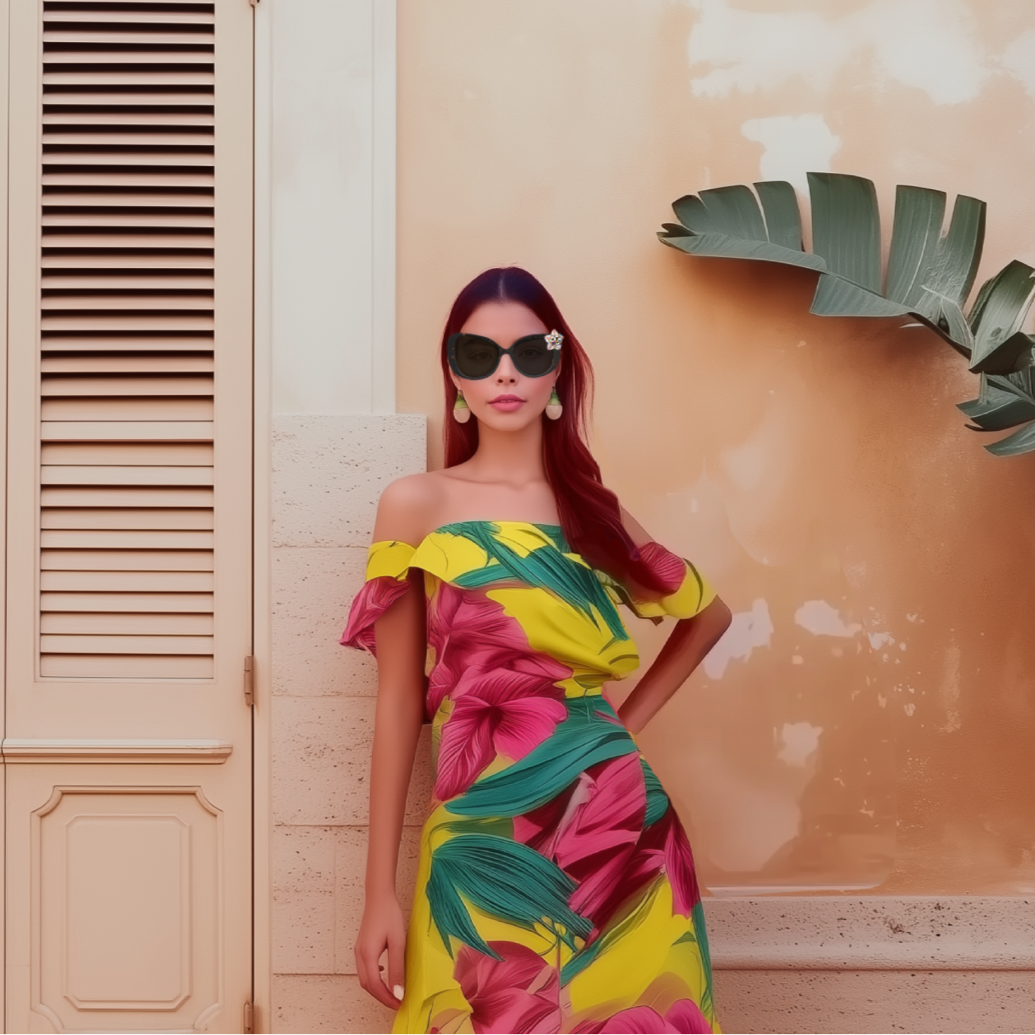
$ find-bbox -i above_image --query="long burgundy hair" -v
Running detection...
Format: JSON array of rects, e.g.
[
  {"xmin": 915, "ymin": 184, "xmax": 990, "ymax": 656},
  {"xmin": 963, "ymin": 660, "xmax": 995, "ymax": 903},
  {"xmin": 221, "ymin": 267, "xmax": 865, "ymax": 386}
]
[{"xmin": 440, "ymin": 267, "xmax": 669, "ymax": 593}]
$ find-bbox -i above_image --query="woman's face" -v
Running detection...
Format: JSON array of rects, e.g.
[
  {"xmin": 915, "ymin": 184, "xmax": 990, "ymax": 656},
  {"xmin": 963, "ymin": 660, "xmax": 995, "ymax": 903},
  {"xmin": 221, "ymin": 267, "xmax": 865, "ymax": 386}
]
[{"xmin": 453, "ymin": 301, "xmax": 559, "ymax": 433}]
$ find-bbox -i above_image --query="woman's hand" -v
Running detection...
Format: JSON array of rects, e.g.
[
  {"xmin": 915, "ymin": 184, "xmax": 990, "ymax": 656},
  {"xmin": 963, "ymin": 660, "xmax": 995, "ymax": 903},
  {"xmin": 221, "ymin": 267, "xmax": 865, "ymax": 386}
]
[{"xmin": 355, "ymin": 890, "xmax": 407, "ymax": 1010}]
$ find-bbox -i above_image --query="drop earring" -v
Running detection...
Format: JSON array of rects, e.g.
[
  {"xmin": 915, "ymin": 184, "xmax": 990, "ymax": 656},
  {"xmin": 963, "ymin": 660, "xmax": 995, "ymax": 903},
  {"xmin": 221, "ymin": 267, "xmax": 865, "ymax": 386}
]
[
  {"xmin": 453, "ymin": 389, "xmax": 471, "ymax": 424},
  {"xmin": 545, "ymin": 386, "xmax": 563, "ymax": 421}
]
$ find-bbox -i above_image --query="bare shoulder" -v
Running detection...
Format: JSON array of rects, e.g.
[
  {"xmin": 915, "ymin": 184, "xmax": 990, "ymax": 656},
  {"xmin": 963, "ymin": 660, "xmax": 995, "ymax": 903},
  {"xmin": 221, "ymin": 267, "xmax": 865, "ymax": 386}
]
[
  {"xmin": 372, "ymin": 472, "xmax": 448, "ymax": 545},
  {"xmin": 618, "ymin": 504, "xmax": 653, "ymax": 547}
]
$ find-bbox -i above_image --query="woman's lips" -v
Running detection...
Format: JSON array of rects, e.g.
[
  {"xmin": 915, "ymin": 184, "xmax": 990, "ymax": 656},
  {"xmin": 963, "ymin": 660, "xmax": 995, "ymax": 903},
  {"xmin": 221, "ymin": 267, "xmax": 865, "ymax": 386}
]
[{"xmin": 489, "ymin": 394, "xmax": 524, "ymax": 412}]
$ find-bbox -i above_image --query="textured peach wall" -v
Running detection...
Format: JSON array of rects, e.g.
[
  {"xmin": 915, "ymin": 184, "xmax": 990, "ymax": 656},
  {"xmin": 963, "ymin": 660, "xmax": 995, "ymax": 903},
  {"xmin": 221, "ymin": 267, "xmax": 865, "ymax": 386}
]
[{"xmin": 396, "ymin": 0, "xmax": 1035, "ymax": 896}]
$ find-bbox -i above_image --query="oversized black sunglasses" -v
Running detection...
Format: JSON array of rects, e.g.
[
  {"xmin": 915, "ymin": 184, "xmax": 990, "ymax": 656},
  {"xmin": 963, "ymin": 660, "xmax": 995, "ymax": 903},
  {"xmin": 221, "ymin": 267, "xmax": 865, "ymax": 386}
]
[{"xmin": 447, "ymin": 330, "xmax": 563, "ymax": 380}]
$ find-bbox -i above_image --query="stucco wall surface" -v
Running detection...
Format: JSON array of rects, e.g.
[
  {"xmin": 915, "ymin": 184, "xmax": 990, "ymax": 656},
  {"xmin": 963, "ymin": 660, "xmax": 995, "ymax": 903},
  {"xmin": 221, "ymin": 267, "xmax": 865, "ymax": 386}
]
[{"xmin": 396, "ymin": 0, "xmax": 1035, "ymax": 902}]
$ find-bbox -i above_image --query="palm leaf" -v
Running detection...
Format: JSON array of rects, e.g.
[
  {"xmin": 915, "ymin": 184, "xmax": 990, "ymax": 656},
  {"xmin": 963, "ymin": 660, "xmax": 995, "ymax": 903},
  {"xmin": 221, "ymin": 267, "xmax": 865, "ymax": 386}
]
[
  {"xmin": 917, "ymin": 193, "xmax": 986, "ymax": 316},
  {"xmin": 985, "ymin": 418, "xmax": 1035, "ymax": 457},
  {"xmin": 659, "ymin": 174, "xmax": 1032, "ymax": 376},
  {"xmin": 445, "ymin": 697, "xmax": 636, "ymax": 818},
  {"xmin": 886, "ymin": 186, "xmax": 946, "ymax": 306},
  {"xmin": 959, "ymin": 370, "xmax": 1035, "ymax": 455},
  {"xmin": 673, "ymin": 184, "xmax": 767, "ymax": 240},
  {"xmin": 958, "ymin": 374, "xmax": 1035, "ymax": 431},
  {"xmin": 755, "ymin": 180, "xmax": 803, "ymax": 250},
  {"xmin": 426, "ymin": 834, "xmax": 591, "ymax": 958},
  {"xmin": 967, "ymin": 261, "xmax": 1035, "ymax": 372},
  {"xmin": 809, "ymin": 172, "xmax": 881, "ymax": 293}
]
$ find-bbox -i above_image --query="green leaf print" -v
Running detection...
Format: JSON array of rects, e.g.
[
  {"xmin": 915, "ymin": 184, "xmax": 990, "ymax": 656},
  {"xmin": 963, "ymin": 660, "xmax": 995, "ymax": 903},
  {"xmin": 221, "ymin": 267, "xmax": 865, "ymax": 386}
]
[
  {"xmin": 445, "ymin": 698, "xmax": 637, "ymax": 818},
  {"xmin": 690, "ymin": 900, "xmax": 716, "ymax": 1019},
  {"xmin": 439, "ymin": 814, "xmax": 514, "ymax": 841},
  {"xmin": 641, "ymin": 759, "xmax": 669, "ymax": 827},
  {"xmin": 426, "ymin": 834, "xmax": 592, "ymax": 959},
  {"xmin": 444, "ymin": 522, "xmax": 629, "ymax": 640}
]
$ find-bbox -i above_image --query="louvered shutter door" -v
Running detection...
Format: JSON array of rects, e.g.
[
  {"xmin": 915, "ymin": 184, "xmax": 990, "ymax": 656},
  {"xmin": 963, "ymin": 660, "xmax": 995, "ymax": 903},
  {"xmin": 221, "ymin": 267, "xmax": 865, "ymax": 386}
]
[
  {"xmin": 39, "ymin": 0, "xmax": 217, "ymax": 678},
  {"xmin": 5, "ymin": 0, "xmax": 254, "ymax": 721},
  {"xmin": 8, "ymin": 0, "xmax": 252, "ymax": 700}
]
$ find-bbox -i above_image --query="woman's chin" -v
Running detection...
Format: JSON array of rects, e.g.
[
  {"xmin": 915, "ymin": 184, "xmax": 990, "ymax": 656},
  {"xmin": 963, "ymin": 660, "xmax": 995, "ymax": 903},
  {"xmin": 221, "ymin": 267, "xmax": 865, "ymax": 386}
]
[{"xmin": 471, "ymin": 408, "xmax": 545, "ymax": 433}]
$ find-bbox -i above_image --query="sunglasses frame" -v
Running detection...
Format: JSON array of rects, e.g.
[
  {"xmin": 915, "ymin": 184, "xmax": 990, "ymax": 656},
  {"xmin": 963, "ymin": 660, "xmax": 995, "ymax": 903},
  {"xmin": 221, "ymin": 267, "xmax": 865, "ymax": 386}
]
[{"xmin": 447, "ymin": 331, "xmax": 562, "ymax": 380}]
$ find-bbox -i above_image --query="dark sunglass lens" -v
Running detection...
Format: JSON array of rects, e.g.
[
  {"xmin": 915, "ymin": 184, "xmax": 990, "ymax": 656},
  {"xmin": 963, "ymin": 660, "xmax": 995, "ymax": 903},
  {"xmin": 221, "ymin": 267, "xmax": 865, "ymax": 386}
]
[
  {"xmin": 513, "ymin": 338, "xmax": 553, "ymax": 376},
  {"xmin": 455, "ymin": 336, "xmax": 499, "ymax": 378}
]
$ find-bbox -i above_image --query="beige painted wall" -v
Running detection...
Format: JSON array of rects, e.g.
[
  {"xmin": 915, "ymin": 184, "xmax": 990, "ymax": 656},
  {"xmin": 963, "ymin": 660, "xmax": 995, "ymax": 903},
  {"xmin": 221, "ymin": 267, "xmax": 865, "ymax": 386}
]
[{"xmin": 396, "ymin": 0, "xmax": 1035, "ymax": 900}]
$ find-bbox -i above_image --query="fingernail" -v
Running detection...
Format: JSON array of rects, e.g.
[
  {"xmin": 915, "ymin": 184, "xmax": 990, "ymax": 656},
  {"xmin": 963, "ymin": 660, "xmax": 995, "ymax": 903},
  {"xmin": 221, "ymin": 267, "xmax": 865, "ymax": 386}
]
[{"xmin": 393, "ymin": 984, "xmax": 405, "ymax": 1000}]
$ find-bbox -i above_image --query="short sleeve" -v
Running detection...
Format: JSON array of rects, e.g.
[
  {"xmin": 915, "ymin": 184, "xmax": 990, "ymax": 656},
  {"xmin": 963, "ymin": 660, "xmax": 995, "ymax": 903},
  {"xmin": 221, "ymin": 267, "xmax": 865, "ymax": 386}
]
[
  {"xmin": 339, "ymin": 540, "xmax": 416, "ymax": 654},
  {"xmin": 612, "ymin": 540, "xmax": 716, "ymax": 623}
]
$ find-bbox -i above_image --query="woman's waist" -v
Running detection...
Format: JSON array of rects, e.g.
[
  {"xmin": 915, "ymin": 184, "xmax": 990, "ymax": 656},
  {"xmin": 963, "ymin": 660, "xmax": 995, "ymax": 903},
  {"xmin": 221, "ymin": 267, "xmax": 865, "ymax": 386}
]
[{"xmin": 427, "ymin": 693, "xmax": 636, "ymax": 816}]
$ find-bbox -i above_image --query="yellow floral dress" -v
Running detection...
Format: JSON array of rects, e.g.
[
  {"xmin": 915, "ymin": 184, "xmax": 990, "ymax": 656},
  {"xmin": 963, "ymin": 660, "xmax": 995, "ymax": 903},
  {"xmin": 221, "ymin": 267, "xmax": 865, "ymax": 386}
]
[{"xmin": 342, "ymin": 520, "xmax": 719, "ymax": 1034}]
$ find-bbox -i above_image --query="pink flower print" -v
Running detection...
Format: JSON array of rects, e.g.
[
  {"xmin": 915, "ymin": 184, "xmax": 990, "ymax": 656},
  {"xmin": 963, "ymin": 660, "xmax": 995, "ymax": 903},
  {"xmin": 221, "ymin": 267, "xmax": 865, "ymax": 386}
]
[
  {"xmin": 454, "ymin": 940, "xmax": 561, "ymax": 1034},
  {"xmin": 426, "ymin": 582, "xmax": 569, "ymax": 719},
  {"xmin": 339, "ymin": 576, "xmax": 410, "ymax": 654},
  {"xmin": 661, "ymin": 808, "xmax": 703, "ymax": 917},
  {"xmin": 576, "ymin": 999, "xmax": 712, "ymax": 1033},
  {"xmin": 434, "ymin": 669, "xmax": 567, "ymax": 801},
  {"xmin": 638, "ymin": 805, "xmax": 703, "ymax": 917},
  {"xmin": 663, "ymin": 999, "xmax": 714, "ymax": 1033},
  {"xmin": 583, "ymin": 803, "xmax": 701, "ymax": 928},
  {"xmin": 638, "ymin": 541, "xmax": 687, "ymax": 595},
  {"xmin": 514, "ymin": 753, "xmax": 650, "ymax": 930}
]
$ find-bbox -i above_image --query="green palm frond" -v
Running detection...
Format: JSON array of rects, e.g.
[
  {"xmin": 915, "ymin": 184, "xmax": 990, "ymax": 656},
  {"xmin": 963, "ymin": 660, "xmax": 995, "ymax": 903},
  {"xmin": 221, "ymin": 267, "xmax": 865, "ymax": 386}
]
[
  {"xmin": 660, "ymin": 174, "xmax": 1035, "ymax": 455},
  {"xmin": 958, "ymin": 367, "xmax": 1035, "ymax": 455},
  {"xmin": 426, "ymin": 833, "xmax": 592, "ymax": 958}
]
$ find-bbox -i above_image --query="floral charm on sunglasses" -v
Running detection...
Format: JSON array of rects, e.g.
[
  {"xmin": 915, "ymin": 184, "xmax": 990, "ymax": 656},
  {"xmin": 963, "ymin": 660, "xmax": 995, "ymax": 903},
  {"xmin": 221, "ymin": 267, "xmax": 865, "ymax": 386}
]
[{"xmin": 545, "ymin": 330, "xmax": 564, "ymax": 350}]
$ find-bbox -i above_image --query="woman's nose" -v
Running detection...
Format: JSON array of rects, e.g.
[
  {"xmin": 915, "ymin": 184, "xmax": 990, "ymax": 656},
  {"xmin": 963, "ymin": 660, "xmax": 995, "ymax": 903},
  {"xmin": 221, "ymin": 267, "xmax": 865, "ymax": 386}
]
[{"xmin": 495, "ymin": 356, "xmax": 518, "ymax": 383}]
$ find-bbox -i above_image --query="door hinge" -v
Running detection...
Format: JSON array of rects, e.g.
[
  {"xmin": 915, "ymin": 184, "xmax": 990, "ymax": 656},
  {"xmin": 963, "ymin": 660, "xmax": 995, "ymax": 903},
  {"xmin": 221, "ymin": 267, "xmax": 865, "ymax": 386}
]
[
  {"xmin": 244, "ymin": 1000, "xmax": 255, "ymax": 1033},
  {"xmin": 244, "ymin": 655, "xmax": 255, "ymax": 707}
]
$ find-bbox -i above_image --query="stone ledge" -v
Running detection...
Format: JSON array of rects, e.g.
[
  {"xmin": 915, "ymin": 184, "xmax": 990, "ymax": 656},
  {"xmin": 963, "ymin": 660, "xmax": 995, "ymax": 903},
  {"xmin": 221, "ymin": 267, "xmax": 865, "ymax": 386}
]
[{"xmin": 704, "ymin": 895, "xmax": 1035, "ymax": 971}]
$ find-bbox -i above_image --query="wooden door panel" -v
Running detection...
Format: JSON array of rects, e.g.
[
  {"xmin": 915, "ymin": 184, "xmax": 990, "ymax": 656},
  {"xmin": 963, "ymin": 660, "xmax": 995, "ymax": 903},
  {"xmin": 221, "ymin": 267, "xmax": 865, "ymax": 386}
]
[{"xmin": 7, "ymin": 765, "xmax": 244, "ymax": 1033}]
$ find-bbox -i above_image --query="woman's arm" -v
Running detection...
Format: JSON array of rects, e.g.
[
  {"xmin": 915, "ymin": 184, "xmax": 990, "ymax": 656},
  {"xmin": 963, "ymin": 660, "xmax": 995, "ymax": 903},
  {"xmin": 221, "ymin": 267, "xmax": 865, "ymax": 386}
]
[
  {"xmin": 615, "ymin": 506, "xmax": 733, "ymax": 734},
  {"xmin": 354, "ymin": 478, "xmax": 434, "ymax": 1009},
  {"xmin": 617, "ymin": 596, "xmax": 732, "ymax": 734}
]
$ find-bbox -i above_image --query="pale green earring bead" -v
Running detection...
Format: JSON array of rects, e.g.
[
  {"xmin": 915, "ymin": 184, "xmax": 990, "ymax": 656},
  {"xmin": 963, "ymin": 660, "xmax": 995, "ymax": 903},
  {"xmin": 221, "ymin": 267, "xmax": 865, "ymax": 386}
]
[
  {"xmin": 545, "ymin": 386, "xmax": 563, "ymax": 421},
  {"xmin": 453, "ymin": 389, "xmax": 471, "ymax": 424}
]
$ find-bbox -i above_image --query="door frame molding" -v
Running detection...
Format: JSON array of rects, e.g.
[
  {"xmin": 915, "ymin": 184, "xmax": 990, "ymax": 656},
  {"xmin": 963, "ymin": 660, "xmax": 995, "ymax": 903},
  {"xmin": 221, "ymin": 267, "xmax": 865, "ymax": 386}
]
[{"xmin": 252, "ymin": 0, "xmax": 399, "ymax": 1028}]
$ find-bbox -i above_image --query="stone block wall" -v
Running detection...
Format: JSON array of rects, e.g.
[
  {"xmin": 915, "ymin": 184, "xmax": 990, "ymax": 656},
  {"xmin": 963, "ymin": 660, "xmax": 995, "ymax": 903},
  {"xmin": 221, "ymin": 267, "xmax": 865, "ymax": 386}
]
[{"xmin": 269, "ymin": 414, "xmax": 427, "ymax": 1033}]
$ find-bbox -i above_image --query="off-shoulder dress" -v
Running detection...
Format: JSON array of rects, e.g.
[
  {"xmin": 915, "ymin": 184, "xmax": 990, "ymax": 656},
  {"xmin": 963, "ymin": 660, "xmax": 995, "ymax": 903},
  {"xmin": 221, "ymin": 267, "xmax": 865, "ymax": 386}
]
[{"xmin": 341, "ymin": 520, "xmax": 720, "ymax": 1034}]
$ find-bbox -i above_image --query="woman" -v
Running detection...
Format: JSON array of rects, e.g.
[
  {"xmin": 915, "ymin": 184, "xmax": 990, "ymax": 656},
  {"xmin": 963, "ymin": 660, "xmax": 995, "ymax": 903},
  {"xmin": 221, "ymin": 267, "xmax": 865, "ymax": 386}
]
[{"xmin": 341, "ymin": 267, "xmax": 732, "ymax": 1034}]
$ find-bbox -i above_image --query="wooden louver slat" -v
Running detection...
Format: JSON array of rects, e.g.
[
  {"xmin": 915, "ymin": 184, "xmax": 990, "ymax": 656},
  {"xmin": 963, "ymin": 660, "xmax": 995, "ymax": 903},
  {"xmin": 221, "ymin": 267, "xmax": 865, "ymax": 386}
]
[{"xmin": 39, "ymin": 0, "xmax": 216, "ymax": 679}]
